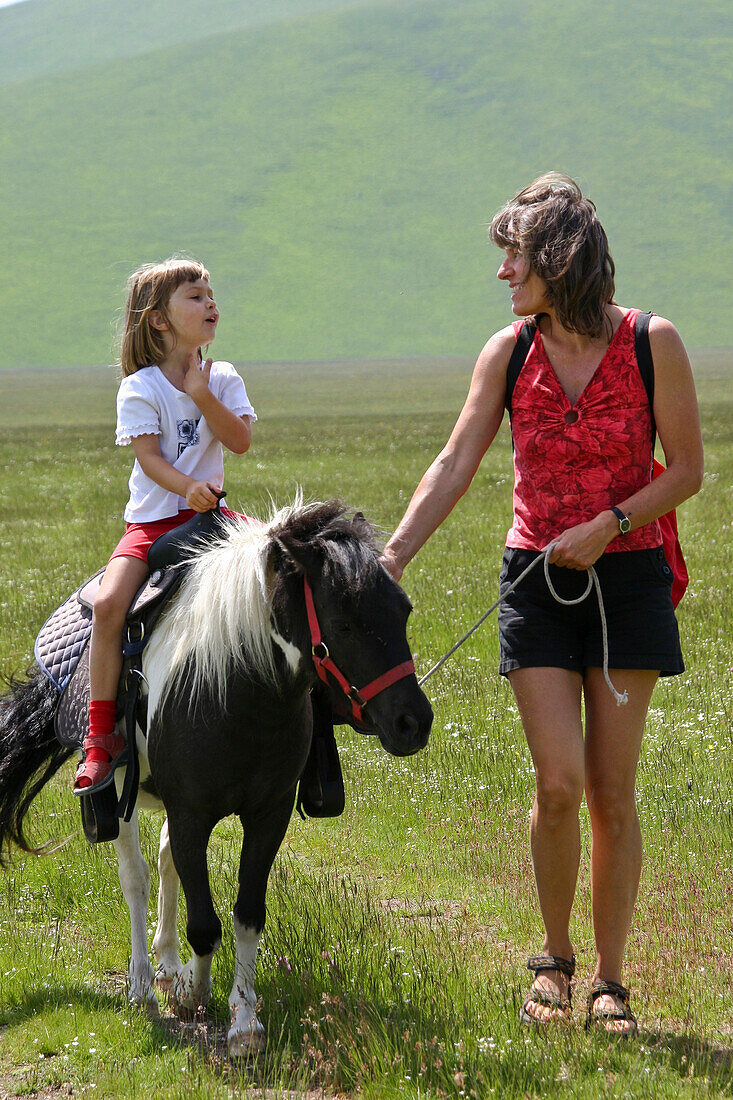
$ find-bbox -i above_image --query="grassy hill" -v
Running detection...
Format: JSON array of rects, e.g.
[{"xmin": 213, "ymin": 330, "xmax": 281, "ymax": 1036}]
[{"xmin": 0, "ymin": 0, "xmax": 731, "ymax": 367}]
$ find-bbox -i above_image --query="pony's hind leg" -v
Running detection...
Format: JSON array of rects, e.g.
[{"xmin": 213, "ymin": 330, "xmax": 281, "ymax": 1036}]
[
  {"xmin": 228, "ymin": 797, "xmax": 294, "ymax": 1057},
  {"xmin": 165, "ymin": 810, "xmax": 220, "ymax": 1017},
  {"xmin": 113, "ymin": 812, "xmax": 158, "ymax": 1012},
  {"xmin": 151, "ymin": 817, "xmax": 182, "ymax": 992}
]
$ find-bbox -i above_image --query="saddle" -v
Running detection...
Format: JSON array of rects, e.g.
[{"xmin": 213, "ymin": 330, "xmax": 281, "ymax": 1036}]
[
  {"xmin": 35, "ymin": 505, "xmax": 233, "ymax": 843},
  {"xmin": 35, "ymin": 501, "xmax": 347, "ymax": 842}
]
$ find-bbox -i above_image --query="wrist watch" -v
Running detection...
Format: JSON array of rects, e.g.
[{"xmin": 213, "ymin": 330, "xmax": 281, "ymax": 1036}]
[{"xmin": 610, "ymin": 506, "xmax": 631, "ymax": 535}]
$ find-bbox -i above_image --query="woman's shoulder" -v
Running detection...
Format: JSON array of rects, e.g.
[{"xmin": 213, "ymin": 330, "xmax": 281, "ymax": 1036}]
[
  {"xmin": 475, "ymin": 324, "xmax": 523, "ymax": 370},
  {"xmin": 647, "ymin": 315, "xmax": 687, "ymax": 364},
  {"xmin": 613, "ymin": 308, "xmax": 688, "ymax": 373},
  {"xmin": 617, "ymin": 307, "xmax": 684, "ymax": 349}
]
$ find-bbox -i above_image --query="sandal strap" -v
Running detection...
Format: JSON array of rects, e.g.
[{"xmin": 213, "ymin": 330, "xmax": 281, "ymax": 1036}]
[
  {"xmin": 527, "ymin": 953, "xmax": 576, "ymax": 979},
  {"xmin": 524, "ymin": 989, "xmax": 572, "ymax": 1012},
  {"xmin": 586, "ymin": 980, "xmax": 637, "ymax": 1028},
  {"xmin": 83, "ymin": 731, "xmax": 125, "ymax": 756},
  {"xmin": 588, "ymin": 979, "xmax": 630, "ymax": 1005}
]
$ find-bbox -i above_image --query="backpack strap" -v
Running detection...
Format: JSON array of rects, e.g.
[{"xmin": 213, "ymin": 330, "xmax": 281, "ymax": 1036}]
[
  {"xmin": 634, "ymin": 310, "xmax": 656, "ymax": 446},
  {"xmin": 505, "ymin": 320, "xmax": 537, "ymax": 418}
]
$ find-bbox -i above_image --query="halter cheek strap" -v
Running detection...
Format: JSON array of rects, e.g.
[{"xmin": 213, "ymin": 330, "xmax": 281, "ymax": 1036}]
[{"xmin": 303, "ymin": 578, "xmax": 415, "ymax": 723}]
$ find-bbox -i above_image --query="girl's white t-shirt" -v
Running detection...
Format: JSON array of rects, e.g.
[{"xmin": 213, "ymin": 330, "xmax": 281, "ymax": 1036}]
[{"xmin": 115, "ymin": 361, "xmax": 257, "ymax": 523}]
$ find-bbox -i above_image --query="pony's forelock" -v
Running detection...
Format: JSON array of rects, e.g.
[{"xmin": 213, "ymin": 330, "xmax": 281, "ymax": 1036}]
[{"xmin": 151, "ymin": 510, "xmax": 282, "ymax": 709}]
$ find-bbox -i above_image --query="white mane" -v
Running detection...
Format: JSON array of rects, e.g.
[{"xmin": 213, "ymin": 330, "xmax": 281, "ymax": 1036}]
[{"xmin": 148, "ymin": 499, "xmax": 308, "ymax": 710}]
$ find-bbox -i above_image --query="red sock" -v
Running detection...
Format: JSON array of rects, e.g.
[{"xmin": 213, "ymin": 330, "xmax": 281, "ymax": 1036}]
[{"xmin": 85, "ymin": 700, "xmax": 118, "ymax": 764}]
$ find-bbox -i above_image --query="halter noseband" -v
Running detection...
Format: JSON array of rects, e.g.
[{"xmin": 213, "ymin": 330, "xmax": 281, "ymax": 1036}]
[{"xmin": 303, "ymin": 577, "xmax": 415, "ymax": 724}]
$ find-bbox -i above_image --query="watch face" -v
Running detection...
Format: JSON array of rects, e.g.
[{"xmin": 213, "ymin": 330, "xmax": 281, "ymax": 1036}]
[{"xmin": 612, "ymin": 506, "xmax": 631, "ymax": 534}]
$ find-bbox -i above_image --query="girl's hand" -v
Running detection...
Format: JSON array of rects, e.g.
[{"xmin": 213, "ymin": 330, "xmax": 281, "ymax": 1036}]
[
  {"xmin": 186, "ymin": 479, "xmax": 220, "ymax": 513},
  {"xmin": 547, "ymin": 512, "xmax": 617, "ymax": 570},
  {"xmin": 182, "ymin": 355, "xmax": 213, "ymax": 402}
]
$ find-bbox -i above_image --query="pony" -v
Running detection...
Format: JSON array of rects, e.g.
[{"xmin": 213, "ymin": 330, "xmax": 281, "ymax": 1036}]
[{"xmin": 0, "ymin": 500, "xmax": 433, "ymax": 1055}]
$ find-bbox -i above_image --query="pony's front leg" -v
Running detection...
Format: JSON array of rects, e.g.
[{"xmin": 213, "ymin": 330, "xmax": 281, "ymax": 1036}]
[
  {"xmin": 165, "ymin": 811, "xmax": 219, "ymax": 1017},
  {"xmin": 151, "ymin": 817, "xmax": 182, "ymax": 992},
  {"xmin": 112, "ymin": 812, "xmax": 158, "ymax": 1012},
  {"xmin": 228, "ymin": 797, "xmax": 293, "ymax": 1057}
]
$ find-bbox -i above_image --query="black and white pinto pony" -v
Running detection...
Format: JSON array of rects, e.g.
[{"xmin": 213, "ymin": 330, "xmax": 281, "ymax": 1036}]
[{"xmin": 0, "ymin": 500, "xmax": 432, "ymax": 1055}]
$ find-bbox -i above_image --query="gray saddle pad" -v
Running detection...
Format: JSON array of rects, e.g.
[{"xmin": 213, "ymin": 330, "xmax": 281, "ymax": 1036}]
[
  {"xmin": 34, "ymin": 570, "xmax": 101, "ymax": 692},
  {"xmin": 35, "ymin": 566, "xmax": 181, "ymax": 748}
]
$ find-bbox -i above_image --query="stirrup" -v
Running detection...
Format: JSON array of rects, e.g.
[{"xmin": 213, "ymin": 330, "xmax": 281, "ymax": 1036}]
[
  {"xmin": 585, "ymin": 979, "xmax": 637, "ymax": 1036},
  {"xmin": 520, "ymin": 953, "xmax": 576, "ymax": 1025}
]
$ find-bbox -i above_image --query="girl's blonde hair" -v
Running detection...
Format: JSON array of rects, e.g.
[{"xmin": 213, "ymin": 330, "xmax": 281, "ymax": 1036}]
[
  {"xmin": 119, "ymin": 256, "xmax": 210, "ymax": 376},
  {"xmin": 489, "ymin": 173, "xmax": 615, "ymax": 339}
]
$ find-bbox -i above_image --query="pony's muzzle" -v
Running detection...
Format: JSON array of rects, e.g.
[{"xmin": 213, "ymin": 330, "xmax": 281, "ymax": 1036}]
[{"xmin": 375, "ymin": 695, "xmax": 433, "ymax": 757}]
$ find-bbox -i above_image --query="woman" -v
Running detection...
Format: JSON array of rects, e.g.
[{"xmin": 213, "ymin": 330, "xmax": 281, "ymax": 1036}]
[{"xmin": 381, "ymin": 174, "xmax": 703, "ymax": 1032}]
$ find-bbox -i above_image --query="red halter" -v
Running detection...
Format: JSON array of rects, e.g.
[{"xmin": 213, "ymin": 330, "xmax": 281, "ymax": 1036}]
[{"xmin": 303, "ymin": 577, "xmax": 415, "ymax": 724}]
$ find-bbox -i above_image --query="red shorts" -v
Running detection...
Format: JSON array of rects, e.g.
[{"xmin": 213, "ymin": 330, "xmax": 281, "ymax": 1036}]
[{"xmin": 109, "ymin": 508, "xmax": 248, "ymax": 563}]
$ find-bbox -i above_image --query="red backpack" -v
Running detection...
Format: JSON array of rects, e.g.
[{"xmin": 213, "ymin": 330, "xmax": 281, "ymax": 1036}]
[{"xmin": 505, "ymin": 311, "xmax": 689, "ymax": 607}]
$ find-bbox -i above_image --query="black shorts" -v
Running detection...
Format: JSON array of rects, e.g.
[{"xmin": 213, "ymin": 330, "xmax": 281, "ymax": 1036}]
[{"xmin": 498, "ymin": 547, "xmax": 684, "ymax": 678}]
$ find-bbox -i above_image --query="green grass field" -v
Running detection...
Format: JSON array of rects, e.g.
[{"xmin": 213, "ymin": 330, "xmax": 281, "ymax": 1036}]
[{"xmin": 0, "ymin": 354, "xmax": 731, "ymax": 1098}]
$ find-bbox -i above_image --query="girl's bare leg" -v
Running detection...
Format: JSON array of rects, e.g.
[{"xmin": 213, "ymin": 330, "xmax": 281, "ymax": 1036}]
[
  {"xmin": 89, "ymin": 555, "xmax": 150, "ymax": 700},
  {"xmin": 76, "ymin": 555, "xmax": 150, "ymax": 788}
]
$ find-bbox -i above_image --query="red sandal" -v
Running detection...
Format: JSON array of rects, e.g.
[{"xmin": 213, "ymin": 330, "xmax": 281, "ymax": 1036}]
[{"xmin": 74, "ymin": 730, "xmax": 127, "ymax": 795}]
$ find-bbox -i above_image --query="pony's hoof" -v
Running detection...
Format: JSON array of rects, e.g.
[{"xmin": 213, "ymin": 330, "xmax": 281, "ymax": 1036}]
[
  {"xmin": 169, "ymin": 975, "xmax": 211, "ymax": 1019},
  {"xmin": 128, "ymin": 987, "xmax": 160, "ymax": 1015},
  {"xmin": 227, "ymin": 1023, "xmax": 265, "ymax": 1059},
  {"xmin": 154, "ymin": 963, "xmax": 181, "ymax": 994}
]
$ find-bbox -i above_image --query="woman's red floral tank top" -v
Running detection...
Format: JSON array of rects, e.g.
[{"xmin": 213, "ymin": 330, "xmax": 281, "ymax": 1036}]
[{"xmin": 506, "ymin": 308, "xmax": 661, "ymax": 552}]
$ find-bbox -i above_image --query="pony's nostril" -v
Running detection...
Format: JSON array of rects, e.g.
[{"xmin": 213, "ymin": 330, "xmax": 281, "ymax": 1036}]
[{"xmin": 396, "ymin": 712, "xmax": 420, "ymax": 739}]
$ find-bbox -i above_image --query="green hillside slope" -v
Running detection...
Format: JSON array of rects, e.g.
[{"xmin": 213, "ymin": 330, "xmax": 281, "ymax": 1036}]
[
  {"xmin": 0, "ymin": 0, "xmax": 372, "ymax": 86},
  {"xmin": 0, "ymin": 0, "xmax": 731, "ymax": 366}
]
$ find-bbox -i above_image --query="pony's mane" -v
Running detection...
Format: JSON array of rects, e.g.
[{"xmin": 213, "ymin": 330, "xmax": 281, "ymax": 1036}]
[{"xmin": 151, "ymin": 498, "xmax": 380, "ymax": 708}]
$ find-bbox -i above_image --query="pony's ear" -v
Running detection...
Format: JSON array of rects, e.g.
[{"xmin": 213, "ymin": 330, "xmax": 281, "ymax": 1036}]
[{"xmin": 273, "ymin": 534, "xmax": 323, "ymax": 578}]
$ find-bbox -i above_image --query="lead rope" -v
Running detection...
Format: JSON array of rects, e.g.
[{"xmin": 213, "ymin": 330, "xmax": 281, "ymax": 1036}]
[{"xmin": 418, "ymin": 545, "xmax": 628, "ymax": 706}]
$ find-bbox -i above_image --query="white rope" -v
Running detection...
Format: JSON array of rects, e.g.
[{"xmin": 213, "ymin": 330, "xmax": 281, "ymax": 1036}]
[{"xmin": 418, "ymin": 545, "xmax": 628, "ymax": 706}]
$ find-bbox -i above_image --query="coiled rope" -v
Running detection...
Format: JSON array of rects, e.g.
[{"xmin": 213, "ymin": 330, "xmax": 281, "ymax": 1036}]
[{"xmin": 417, "ymin": 546, "xmax": 628, "ymax": 706}]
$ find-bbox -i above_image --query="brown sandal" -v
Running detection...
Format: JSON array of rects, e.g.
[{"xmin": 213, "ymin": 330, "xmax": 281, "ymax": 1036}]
[
  {"xmin": 520, "ymin": 953, "xmax": 575, "ymax": 1025},
  {"xmin": 585, "ymin": 979, "xmax": 637, "ymax": 1037}
]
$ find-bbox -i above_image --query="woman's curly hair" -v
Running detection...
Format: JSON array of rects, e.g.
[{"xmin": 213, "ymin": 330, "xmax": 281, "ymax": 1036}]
[{"xmin": 489, "ymin": 173, "xmax": 616, "ymax": 339}]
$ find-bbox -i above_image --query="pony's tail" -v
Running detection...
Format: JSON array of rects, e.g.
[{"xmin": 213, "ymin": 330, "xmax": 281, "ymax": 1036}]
[{"xmin": 0, "ymin": 666, "xmax": 74, "ymax": 864}]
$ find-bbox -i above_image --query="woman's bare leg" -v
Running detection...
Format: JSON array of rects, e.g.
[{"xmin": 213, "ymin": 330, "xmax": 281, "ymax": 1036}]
[
  {"xmin": 584, "ymin": 667, "xmax": 657, "ymax": 1032},
  {"xmin": 509, "ymin": 667, "xmax": 585, "ymax": 1021}
]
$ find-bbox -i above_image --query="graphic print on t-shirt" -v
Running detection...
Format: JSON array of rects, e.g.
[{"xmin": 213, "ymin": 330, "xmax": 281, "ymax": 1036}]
[{"xmin": 177, "ymin": 417, "xmax": 201, "ymax": 458}]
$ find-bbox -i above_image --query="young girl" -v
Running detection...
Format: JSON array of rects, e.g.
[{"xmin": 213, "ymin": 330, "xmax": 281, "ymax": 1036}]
[{"xmin": 75, "ymin": 256, "xmax": 257, "ymax": 792}]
